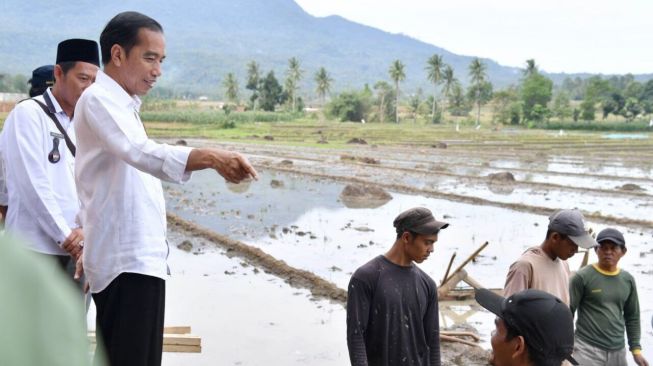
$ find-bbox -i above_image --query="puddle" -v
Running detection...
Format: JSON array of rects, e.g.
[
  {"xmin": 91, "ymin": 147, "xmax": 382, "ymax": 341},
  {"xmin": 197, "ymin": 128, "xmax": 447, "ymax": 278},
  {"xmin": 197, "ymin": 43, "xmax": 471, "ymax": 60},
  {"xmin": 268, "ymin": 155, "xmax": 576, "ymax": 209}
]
[
  {"xmin": 603, "ymin": 133, "xmax": 649, "ymax": 140},
  {"xmin": 164, "ymin": 169, "xmax": 653, "ymax": 363}
]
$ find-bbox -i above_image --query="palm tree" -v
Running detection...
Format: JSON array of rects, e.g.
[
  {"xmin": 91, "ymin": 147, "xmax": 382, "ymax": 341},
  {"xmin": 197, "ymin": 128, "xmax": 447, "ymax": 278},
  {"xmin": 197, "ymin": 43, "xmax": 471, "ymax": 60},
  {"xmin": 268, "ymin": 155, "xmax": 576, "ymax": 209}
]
[
  {"xmin": 468, "ymin": 58, "xmax": 487, "ymax": 127},
  {"xmin": 441, "ymin": 65, "xmax": 457, "ymax": 109},
  {"xmin": 374, "ymin": 81, "xmax": 392, "ymax": 123},
  {"xmin": 246, "ymin": 60, "xmax": 260, "ymax": 110},
  {"xmin": 426, "ymin": 54, "xmax": 444, "ymax": 122},
  {"xmin": 285, "ymin": 57, "xmax": 303, "ymax": 112},
  {"xmin": 524, "ymin": 59, "xmax": 537, "ymax": 77},
  {"xmin": 314, "ymin": 67, "xmax": 333, "ymax": 106},
  {"xmin": 388, "ymin": 60, "xmax": 406, "ymax": 123},
  {"xmin": 223, "ymin": 72, "xmax": 239, "ymax": 105}
]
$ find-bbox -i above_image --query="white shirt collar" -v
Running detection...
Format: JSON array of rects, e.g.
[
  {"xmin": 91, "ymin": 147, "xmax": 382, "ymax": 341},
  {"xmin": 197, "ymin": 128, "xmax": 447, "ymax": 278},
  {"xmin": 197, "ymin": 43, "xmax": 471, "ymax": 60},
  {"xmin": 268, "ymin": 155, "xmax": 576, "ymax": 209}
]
[
  {"xmin": 96, "ymin": 70, "xmax": 143, "ymax": 111},
  {"xmin": 44, "ymin": 88, "xmax": 65, "ymax": 115}
]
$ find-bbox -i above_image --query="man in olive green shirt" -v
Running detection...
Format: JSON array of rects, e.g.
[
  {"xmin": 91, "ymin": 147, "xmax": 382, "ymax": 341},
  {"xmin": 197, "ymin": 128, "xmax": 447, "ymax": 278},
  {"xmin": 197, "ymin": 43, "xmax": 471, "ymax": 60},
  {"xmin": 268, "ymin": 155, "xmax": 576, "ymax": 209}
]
[{"xmin": 570, "ymin": 228, "xmax": 649, "ymax": 366}]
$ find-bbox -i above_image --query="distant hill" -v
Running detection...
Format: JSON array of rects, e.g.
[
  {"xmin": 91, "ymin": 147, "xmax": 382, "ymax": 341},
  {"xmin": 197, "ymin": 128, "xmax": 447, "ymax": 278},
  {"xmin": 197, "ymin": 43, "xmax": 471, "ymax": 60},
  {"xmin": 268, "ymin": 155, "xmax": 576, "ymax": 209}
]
[{"xmin": 1, "ymin": 0, "xmax": 650, "ymax": 99}]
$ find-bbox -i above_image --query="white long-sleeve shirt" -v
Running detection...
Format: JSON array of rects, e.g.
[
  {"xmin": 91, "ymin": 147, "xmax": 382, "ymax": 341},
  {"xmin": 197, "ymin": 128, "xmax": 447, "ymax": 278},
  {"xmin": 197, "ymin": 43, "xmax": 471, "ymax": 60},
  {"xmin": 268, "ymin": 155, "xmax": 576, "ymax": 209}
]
[
  {"xmin": 1, "ymin": 89, "xmax": 78, "ymax": 254},
  {"xmin": 74, "ymin": 70, "xmax": 192, "ymax": 293}
]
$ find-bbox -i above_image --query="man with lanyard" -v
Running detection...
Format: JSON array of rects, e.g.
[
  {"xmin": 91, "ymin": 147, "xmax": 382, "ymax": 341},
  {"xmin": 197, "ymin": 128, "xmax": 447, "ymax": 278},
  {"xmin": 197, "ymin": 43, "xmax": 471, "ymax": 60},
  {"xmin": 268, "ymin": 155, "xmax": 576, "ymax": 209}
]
[
  {"xmin": 0, "ymin": 65, "xmax": 55, "ymax": 223},
  {"xmin": 1, "ymin": 39, "xmax": 99, "ymax": 280},
  {"xmin": 75, "ymin": 12, "xmax": 257, "ymax": 365}
]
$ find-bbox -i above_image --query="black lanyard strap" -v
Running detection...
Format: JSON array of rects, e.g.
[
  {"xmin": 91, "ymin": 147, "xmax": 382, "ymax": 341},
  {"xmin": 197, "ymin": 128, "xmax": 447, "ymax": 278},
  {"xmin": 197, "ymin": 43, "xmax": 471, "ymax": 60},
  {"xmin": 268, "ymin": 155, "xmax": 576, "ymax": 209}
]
[{"xmin": 30, "ymin": 92, "xmax": 76, "ymax": 157}]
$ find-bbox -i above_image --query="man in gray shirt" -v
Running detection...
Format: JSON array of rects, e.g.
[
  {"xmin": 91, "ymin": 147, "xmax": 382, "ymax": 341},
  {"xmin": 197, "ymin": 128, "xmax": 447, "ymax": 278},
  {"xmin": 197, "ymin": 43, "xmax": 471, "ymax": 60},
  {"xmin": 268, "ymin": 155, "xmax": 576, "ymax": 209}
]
[{"xmin": 346, "ymin": 207, "xmax": 449, "ymax": 366}]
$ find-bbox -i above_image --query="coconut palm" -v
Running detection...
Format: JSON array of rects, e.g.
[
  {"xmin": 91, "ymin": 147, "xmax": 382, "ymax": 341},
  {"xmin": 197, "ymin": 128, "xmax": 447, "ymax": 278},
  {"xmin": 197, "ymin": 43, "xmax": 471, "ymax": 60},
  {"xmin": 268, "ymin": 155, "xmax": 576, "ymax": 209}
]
[
  {"xmin": 223, "ymin": 72, "xmax": 239, "ymax": 104},
  {"xmin": 426, "ymin": 54, "xmax": 444, "ymax": 122},
  {"xmin": 285, "ymin": 57, "xmax": 303, "ymax": 112},
  {"xmin": 246, "ymin": 60, "xmax": 260, "ymax": 110},
  {"xmin": 524, "ymin": 59, "xmax": 537, "ymax": 77},
  {"xmin": 388, "ymin": 60, "xmax": 406, "ymax": 123},
  {"xmin": 441, "ymin": 65, "xmax": 457, "ymax": 113},
  {"xmin": 468, "ymin": 57, "xmax": 487, "ymax": 127},
  {"xmin": 314, "ymin": 67, "xmax": 333, "ymax": 106}
]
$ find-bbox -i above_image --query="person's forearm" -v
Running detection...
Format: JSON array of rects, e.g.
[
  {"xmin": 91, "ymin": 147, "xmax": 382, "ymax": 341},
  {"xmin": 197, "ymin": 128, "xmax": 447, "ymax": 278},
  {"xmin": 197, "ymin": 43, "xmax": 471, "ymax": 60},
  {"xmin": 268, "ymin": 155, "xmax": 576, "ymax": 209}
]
[{"xmin": 185, "ymin": 148, "xmax": 216, "ymax": 172}]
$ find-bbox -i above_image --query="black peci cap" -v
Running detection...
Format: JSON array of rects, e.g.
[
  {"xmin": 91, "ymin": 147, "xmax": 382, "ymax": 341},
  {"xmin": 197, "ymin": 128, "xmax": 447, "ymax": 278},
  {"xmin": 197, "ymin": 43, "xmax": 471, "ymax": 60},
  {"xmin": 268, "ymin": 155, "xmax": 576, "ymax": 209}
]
[
  {"xmin": 56, "ymin": 39, "xmax": 100, "ymax": 67},
  {"xmin": 393, "ymin": 207, "xmax": 449, "ymax": 236},
  {"xmin": 475, "ymin": 288, "xmax": 579, "ymax": 365}
]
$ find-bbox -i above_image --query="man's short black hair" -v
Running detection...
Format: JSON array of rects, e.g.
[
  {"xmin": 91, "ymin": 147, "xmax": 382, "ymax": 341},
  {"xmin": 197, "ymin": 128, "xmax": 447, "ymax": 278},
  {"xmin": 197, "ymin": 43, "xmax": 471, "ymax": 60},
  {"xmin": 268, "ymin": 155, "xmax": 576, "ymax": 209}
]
[
  {"xmin": 58, "ymin": 61, "xmax": 77, "ymax": 75},
  {"xmin": 100, "ymin": 11, "xmax": 163, "ymax": 65},
  {"xmin": 544, "ymin": 229, "xmax": 568, "ymax": 242},
  {"xmin": 504, "ymin": 321, "xmax": 562, "ymax": 366}
]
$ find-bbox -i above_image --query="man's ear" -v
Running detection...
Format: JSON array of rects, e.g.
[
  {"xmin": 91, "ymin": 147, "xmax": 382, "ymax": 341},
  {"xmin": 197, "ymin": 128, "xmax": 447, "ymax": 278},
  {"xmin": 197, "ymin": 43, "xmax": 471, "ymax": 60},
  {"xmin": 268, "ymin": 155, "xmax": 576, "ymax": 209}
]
[
  {"xmin": 511, "ymin": 335, "xmax": 528, "ymax": 361},
  {"xmin": 400, "ymin": 231, "xmax": 412, "ymax": 243},
  {"xmin": 110, "ymin": 44, "xmax": 124, "ymax": 67},
  {"xmin": 53, "ymin": 64, "xmax": 64, "ymax": 81}
]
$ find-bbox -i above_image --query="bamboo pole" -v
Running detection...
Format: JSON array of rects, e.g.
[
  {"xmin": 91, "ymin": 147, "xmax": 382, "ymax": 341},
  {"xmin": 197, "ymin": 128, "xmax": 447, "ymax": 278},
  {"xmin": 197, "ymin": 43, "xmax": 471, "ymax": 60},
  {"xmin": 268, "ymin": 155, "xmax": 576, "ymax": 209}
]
[
  {"xmin": 443, "ymin": 241, "xmax": 489, "ymax": 285},
  {"xmin": 441, "ymin": 252, "xmax": 457, "ymax": 285},
  {"xmin": 440, "ymin": 334, "xmax": 481, "ymax": 348}
]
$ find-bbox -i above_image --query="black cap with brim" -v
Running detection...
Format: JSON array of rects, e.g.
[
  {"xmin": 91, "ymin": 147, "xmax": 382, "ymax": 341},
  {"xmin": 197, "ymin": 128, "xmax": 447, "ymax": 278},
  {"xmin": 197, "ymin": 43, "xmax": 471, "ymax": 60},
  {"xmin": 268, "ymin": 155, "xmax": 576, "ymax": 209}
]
[
  {"xmin": 596, "ymin": 228, "xmax": 626, "ymax": 248},
  {"xmin": 568, "ymin": 233, "xmax": 599, "ymax": 250},
  {"xmin": 393, "ymin": 207, "xmax": 449, "ymax": 235},
  {"xmin": 28, "ymin": 65, "xmax": 54, "ymax": 88},
  {"xmin": 56, "ymin": 39, "xmax": 100, "ymax": 67},
  {"xmin": 475, "ymin": 288, "xmax": 579, "ymax": 366}
]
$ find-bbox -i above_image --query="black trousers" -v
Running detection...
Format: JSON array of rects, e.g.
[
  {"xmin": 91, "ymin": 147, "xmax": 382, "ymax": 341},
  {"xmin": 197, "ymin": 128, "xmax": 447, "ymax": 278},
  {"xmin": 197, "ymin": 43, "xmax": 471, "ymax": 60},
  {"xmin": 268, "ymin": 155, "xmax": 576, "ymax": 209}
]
[{"xmin": 92, "ymin": 272, "xmax": 165, "ymax": 366}]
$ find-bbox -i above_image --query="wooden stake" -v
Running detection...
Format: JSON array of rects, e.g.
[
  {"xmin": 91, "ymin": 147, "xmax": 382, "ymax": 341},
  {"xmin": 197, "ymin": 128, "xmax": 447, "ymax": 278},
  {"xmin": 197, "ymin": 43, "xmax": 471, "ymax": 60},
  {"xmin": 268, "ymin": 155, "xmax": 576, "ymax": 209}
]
[
  {"xmin": 443, "ymin": 242, "xmax": 489, "ymax": 285},
  {"xmin": 441, "ymin": 252, "xmax": 457, "ymax": 285}
]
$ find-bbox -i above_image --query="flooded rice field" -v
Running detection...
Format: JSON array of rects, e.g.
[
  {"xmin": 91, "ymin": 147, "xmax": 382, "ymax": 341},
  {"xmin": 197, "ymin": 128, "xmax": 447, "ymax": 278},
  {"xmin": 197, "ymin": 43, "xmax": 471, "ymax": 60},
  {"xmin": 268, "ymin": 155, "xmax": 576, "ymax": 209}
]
[{"xmin": 155, "ymin": 137, "xmax": 652, "ymax": 365}]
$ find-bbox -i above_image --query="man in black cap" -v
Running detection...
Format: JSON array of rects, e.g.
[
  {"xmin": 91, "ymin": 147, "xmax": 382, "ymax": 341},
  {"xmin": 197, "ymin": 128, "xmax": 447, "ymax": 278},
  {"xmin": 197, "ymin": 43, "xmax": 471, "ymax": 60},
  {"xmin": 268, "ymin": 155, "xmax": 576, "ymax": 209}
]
[
  {"xmin": 570, "ymin": 228, "xmax": 649, "ymax": 366},
  {"xmin": 504, "ymin": 209, "xmax": 597, "ymax": 305},
  {"xmin": 0, "ymin": 39, "xmax": 99, "ymax": 280},
  {"xmin": 346, "ymin": 207, "xmax": 448, "ymax": 366},
  {"xmin": 28, "ymin": 65, "xmax": 55, "ymax": 97},
  {"xmin": 475, "ymin": 288, "xmax": 579, "ymax": 366}
]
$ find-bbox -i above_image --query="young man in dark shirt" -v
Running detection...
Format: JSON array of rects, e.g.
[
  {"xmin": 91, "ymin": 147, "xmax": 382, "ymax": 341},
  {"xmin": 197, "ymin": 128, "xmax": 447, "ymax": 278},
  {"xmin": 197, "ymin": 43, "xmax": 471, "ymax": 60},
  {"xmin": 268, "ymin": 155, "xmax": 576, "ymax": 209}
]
[{"xmin": 346, "ymin": 207, "xmax": 449, "ymax": 366}]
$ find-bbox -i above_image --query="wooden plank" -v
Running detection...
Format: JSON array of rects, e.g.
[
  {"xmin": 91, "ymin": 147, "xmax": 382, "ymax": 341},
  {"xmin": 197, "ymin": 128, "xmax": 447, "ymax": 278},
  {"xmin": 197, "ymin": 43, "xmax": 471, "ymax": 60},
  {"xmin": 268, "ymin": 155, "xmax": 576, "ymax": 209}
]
[
  {"xmin": 442, "ymin": 242, "xmax": 489, "ymax": 285},
  {"xmin": 163, "ymin": 334, "xmax": 201, "ymax": 346},
  {"xmin": 163, "ymin": 344, "xmax": 201, "ymax": 353},
  {"xmin": 164, "ymin": 326, "xmax": 192, "ymax": 334},
  {"xmin": 437, "ymin": 269, "xmax": 467, "ymax": 299}
]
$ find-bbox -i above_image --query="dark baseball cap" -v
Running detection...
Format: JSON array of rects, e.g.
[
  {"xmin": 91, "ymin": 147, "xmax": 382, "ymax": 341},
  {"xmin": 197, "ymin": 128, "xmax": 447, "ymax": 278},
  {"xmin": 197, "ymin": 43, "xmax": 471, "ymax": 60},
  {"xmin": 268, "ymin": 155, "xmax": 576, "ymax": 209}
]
[
  {"xmin": 596, "ymin": 228, "xmax": 626, "ymax": 248},
  {"xmin": 393, "ymin": 207, "xmax": 449, "ymax": 235},
  {"xmin": 475, "ymin": 288, "xmax": 578, "ymax": 365},
  {"xmin": 548, "ymin": 209, "xmax": 597, "ymax": 249},
  {"xmin": 28, "ymin": 65, "xmax": 54, "ymax": 89}
]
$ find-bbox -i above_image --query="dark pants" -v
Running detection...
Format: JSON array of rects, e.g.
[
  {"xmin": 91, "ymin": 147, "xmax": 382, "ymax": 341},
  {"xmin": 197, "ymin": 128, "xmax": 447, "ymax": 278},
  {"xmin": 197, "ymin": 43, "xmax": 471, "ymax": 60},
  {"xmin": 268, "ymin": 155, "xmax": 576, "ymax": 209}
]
[{"xmin": 92, "ymin": 272, "xmax": 166, "ymax": 366}]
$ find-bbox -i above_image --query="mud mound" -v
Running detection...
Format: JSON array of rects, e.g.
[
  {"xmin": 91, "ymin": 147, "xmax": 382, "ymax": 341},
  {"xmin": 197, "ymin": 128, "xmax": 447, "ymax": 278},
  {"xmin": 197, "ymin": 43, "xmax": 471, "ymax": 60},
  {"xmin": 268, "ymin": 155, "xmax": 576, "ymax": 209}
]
[
  {"xmin": 270, "ymin": 179, "xmax": 285, "ymax": 188},
  {"xmin": 442, "ymin": 343, "xmax": 490, "ymax": 365},
  {"xmin": 347, "ymin": 137, "xmax": 368, "ymax": 145},
  {"xmin": 617, "ymin": 183, "xmax": 644, "ymax": 192},
  {"xmin": 431, "ymin": 142, "xmax": 448, "ymax": 149},
  {"xmin": 263, "ymin": 135, "xmax": 274, "ymax": 141},
  {"xmin": 340, "ymin": 184, "xmax": 392, "ymax": 209},
  {"xmin": 279, "ymin": 159, "xmax": 293, "ymax": 166},
  {"xmin": 177, "ymin": 240, "xmax": 193, "ymax": 252},
  {"xmin": 340, "ymin": 155, "xmax": 380, "ymax": 165},
  {"xmin": 175, "ymin": 139, "xmax": 187, "ymax": 146},
  {"xmin": 487, "ymin": 172, "xmax": 516, "ymax": 182}
]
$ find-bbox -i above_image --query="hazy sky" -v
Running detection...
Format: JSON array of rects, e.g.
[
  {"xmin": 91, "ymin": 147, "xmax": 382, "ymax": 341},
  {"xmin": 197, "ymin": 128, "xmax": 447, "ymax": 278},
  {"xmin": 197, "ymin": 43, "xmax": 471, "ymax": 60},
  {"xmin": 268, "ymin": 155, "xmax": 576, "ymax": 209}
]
[{"xmin": 295, "ymin": 0, "xmax": 653, "ymax": 75}]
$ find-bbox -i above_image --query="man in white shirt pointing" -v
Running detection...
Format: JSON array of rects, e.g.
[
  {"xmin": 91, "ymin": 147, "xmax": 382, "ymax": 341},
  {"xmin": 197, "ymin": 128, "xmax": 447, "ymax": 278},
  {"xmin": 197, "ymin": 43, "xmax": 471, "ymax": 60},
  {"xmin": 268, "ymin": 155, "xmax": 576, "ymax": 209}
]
[{"xmin": 74, "ymin": 11, "xmax": 257, "ymax": 366}]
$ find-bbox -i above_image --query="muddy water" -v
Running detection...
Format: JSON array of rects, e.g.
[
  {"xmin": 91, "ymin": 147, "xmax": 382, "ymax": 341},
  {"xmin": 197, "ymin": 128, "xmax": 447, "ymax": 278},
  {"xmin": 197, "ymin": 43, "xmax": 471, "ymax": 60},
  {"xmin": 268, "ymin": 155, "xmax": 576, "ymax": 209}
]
[{"xmin": 163, "ymin": 169, "xmax": 653, "ymax": 364}]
